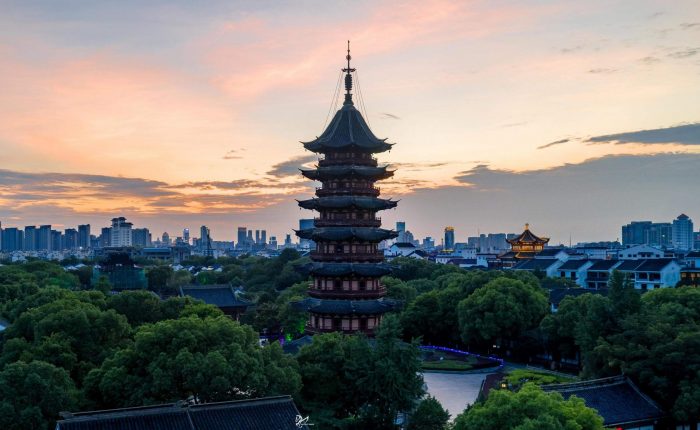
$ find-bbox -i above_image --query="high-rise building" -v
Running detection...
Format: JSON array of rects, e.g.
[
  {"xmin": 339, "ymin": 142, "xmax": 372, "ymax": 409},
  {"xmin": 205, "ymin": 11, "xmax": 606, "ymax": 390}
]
[
  {"xmin": 23, "ymin": 226, "xmax": 36, "ymax": 251},
  {"xmin": 37, "ymin": 225, "xmax": 52, "ymax": 251},
  {"xmin": 647, "ymin": 223, "xmax": 672, "ymax": 248},
  {"xmin": 294, "ymin": 49, "xmax": 399, "ymax": 335},
  {"xmin": 423, "ymin": 237, "xmax": 435, "ymax": 249},
  {"xmin": 162, "ymin": 232, "xmax": 171, "ymax": 246},
  {"xmin": 247, "ymin": 230, "xmax": 253, "ymax": 247},
  {"xmin": 64, "ymin": 228, "xmax": 78, "ymax": 250},
  {"xmin": 284, "ymin": 234, "xmax": 292, "ymax": 248},
  {"xmin": 672, "ymin": 214, "xmax": 694, "ymax": 250},
  {"xmin": 78, "ymin": 224, "xmax": 91, "ymax": 249},
  {"xmin": 199, "ymin": 226, "xmax": 210, "ymax": 249},
  {"xmin": 237, "ymin": 227, "xmax": 247, "ymax": 249},
  {"xmin": 444, "ymin": 227, "xmax": 455, "ymax": 251},
  {"xmin": 1, "ymin": 228, "xmax": 23, "ymax": 251},
  {"xmin": 261, "ymin": 230, "xmax": 267, "ymax": 246},
  {"xmin": 183, "ymin": 228, "xmax": 190, "ymax": 244},
  {"xmin": 622, "ymin": 221, "xmax": 652, "ymax": 246},
  {"xmin": 51, "ymin": 230, "xmax": 62, "ymax": 251},
  {"xmin": 255, "ymin": 229, "xmax": 261, "ymax": 245},
  {"xmin": 110, "ymin": 217, "xmax": 133, "ymax": 247},
  {"xmin": 132, "ymin": 228, "xmax": 152, "ymax": 247},
  {"xmin": 269, "ymin": 236, "xmax": 278, "ymax": 249}
]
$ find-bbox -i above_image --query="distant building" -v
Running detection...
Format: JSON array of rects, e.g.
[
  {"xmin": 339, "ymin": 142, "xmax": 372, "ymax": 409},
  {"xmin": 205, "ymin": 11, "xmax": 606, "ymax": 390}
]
[
  {"xmin": 672, "ymin": 213, "xmax": 694, "ymax": 250},
  {"xmin": 51, "ymin": 230, "xmax": 62, "ymax": 251},
  {"xmin": 92, "ymin": 252, "xmax": 146, "ymax": 290},
  {"xmin": 99, "ymin": 227, "xmax": 111, "ymax": 248},
  {"xmin": 422, "ymin": 237, "xmax": 435, "ymax": 249},
  {"xmin": 499, "ymin": 224, "xmax": 549, "ymax": 267},
  {"xmin": 65, "ymin": 229, "xmax": 79, "ymax": 250},
  {"xmin": 269, "ymin": 236, "xmax": 278, "ymax": 249},
  {"xmin": 23, "ymin": 226, "xmax": 36, "ymax": 251},
  {"xmin": 444, "ymin": 227, "xmax": 455, "ymax": 251},
  {"xmin": 261, "ymin": 230, "xmax": 267, "ymax": 246},
  {"xmin": 200, "ymin": 225, "xmax": 211, "ymax": 251},
  {"xmin": 132, "ymin": 228, "xmax": 152, "ymax": 247},
  {"xmin": 183, "ymin": 228, "xmax": 190, "ymax": 244},
  {"xmin": 78, "ymin": 224, "xmax": 91, "ymax": 249},
  {"xmin": 299, "ymin": 219, "xmax": 315, "ymax": 250},
  {"xmin": 621, "ymin": 221, "xmax": 652, "ymax": 246},
  {"xmin": 161, "ymin": 232, "xmax": 171, "ymax": 246},
  {"xmin": 37, "ymin": 225, "xmax": 52, "ymax": 251},
  {"xmin": 235, "ymin": 227, "xmax": 246, "ymax": 250},
  {"xmin": 1, "ymin": 228, "xmax": 23, "ymax": 252},
  {"xmin": 110, "ymin": 217, "xmax": 133, "ymax": 247},
  {"xmin": 618, "ymin": 244, "xmax": 663, "ymax": 260},
  {"xmin": 179, "ymin": 285, "xmax": 253, "ymax": 320}
]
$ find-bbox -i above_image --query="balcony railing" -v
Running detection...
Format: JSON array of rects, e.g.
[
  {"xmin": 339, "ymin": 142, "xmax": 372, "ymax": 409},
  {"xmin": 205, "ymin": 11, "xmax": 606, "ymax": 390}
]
[
  {"xmin": 310, "ymin": 251, "xmax": 384, "ymax": 262},
  {"xmin": 318, "ymin": 157, "xmax": 377, "ymax": 167},
  {"xmin": 313, "ymin": 217, "xmax": 381, "ymax": 227},
  {"xmin": 308, "ymin": 287, "xmax": 387, "ymax": 299},
  {"xmin": 316, "ymin": 187, "xmax": 380, "ymax": 197},
  {"xmin": 305, "ymin": 325, "xmax": 377, "ymax": 335}
]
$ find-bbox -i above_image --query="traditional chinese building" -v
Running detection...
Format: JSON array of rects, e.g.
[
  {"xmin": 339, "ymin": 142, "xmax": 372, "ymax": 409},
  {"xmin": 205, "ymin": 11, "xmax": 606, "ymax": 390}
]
[
  {"xmin": 294, "ymin": 45, "xmax": 398, "ymax": 335},
  {"xmin": 498, "ymin": 224, "xmax": 550, "ymax": 268}
]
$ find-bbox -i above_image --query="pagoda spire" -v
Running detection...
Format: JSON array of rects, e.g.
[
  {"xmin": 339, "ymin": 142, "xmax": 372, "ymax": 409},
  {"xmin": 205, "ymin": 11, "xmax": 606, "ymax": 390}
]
[{"xmin": 342, "ymin": 40, "xmax": 356, "ymax": 105}]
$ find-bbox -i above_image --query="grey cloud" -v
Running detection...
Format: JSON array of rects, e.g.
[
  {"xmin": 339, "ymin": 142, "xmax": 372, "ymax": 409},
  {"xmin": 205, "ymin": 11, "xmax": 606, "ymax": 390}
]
[
  {"xmin": 380, "ymin": 113, "xmax": 401, "ymax": 120},
  {"xmin": 537, "ymin": 139, "xmax": 569, "ymax": 150},
  {"xmin": 588, "ymin": 68, "xmax": 617, "ymax": 74},
  {"xmin": 639, "ymin": 56, "xmax": 661, "ymax": 65},
  {"xmin": 587, "ymin": 123, "xmax": 700, "ymax": 145},
  {"xmin": 222, "ymin": 150, "xmax": 242, "ymax": 160},
  {"xmin": 266, "ymin": 155, "xmax": 317, "ymax": 178},
  {"xmin": 681, "ymin": 23, "xmax": 700, "ymax": 29},
  {"xmin": 668, "ymin": 48, "xmax": 699, "ymax": 58},
  {"xmin": 560, "ymin": 45, "xmax": 583, "ymax": 54}
]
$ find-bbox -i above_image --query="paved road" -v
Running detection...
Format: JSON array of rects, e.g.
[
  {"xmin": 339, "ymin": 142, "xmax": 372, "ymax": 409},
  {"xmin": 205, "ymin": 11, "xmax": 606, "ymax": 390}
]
[{"xmin": 422, "ymin": 371, "xmax": 493, "ymax": 418}]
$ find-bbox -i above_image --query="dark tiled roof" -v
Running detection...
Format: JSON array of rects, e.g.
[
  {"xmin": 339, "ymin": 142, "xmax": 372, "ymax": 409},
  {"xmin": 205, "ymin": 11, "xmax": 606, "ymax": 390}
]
[
  {"xmin": 301, "ymin": 165, "xmax": 393, "ymax": 181},
  {"xmin": 549, "ymin": 288, "xmax": 608, "ymax": 306},
  {"xmin": 296, "ymin": 227, "xmax": 397, "ymax": 242},
  {"xmin": 307, "ymin": 262, "xmax": 393, "ymax": 277},
  {"xmin": 447, "ymin": 258, "xmax": 477, "ymax": 265},
  {"xmin": 57, "ymin": 396, "xmax": 308, "ymax": 430},
  {"xmin": 512, "ymin": 258, "xmax": 559, "ymax": 271},
  {"xmin": 298, "ymin": 196, "xmax": 397, "ymax": 211},
  {"xmin": 635, "ymin": 258, "xmax": 677, "ymax": 272},
  {"xmin": 557, "ymin": 260, "xmax": 590, "ymax": 271},
  {"xmin": 542, "ymin": 376, "xmax": 664, "ymax": 427},
  {"xmin": 180, "ymin": 285, "xmax": 253, "ymax": 308},
  {"xmin": 393, "ymin": 242, "xmax": 416, "ymax": 248},
  {"xmin": 615, "ymin": 260, "xmax": 644, "ymax": 271},
  {"xmin": 588, "ymin": 260, "xmax": 620, "ymax": 271},
  {"xmin": 686, "ymin": 251, "xmax": 700, "ymax": 258},
  {"xmin": 295, "ymin": 298, "xmax": 399, "ymax": 315},
  {"xmin": 536, "ymin": 248, "xmax": 569, "ymax": 257},
  {"xmin": 507, "ymin": 227, "xmax": 549, "ymax": 245},
  {"xmin": 302, "ymin": 104, "xmax": 393, "ymax": 154},
  {"xmin": 282, "ymin": 335, "xmax": 314, "ymax": 355}
]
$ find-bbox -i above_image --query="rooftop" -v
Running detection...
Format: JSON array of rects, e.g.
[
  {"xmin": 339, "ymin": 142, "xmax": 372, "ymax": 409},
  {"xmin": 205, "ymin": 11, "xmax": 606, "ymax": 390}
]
[
  {"xmin": 56, "ymin": 396, "xmax": 308, "ymax": 430},
  {"xmin": 541, "ymin": 376, "xmax": 664, "ymax": 427},
  {"xmin": 506, "ymin": 224, "xmax": 549, "ymax": 246},
  {"xmin": 179, "ymin": 285, "xmax": 253, "ymax": 308}
]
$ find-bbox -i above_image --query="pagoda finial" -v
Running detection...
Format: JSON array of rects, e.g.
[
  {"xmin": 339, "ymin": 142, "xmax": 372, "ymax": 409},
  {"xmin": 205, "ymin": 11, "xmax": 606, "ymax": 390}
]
[
  {"xmin": 525, "ymin": 223, "xmax": 530, "ymax": 230},
  {"xmin": 342, "ymin": 40, "xmax": 356, "ymax": 105}
]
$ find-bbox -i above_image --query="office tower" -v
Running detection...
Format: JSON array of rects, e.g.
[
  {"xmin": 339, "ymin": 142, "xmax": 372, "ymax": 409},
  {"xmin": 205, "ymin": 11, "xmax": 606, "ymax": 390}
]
[
  {"xmin": 247, "ymin": 230, "xmax": 253, "ymax": 247},
  {"xmin": 1, "ymin": 228, "xmax": 23, "ymax": 251},
  {"xmin": 622, "ymin": 221, "xmax": 652, "ymax": 246},
  {"xmin": 237, "ymin": 227, "xmax": 247, "ymax": 249},
  {"xmin": 423, "ymin": 237, "xmax": 435, "ymax": 249},
  {"xmin": 110, "ymin": 217, "xmax": 133, "ymax": 247},
  {"xmin": 298, "ymin": 219, "xmax": 315, "ymax": 249},
  {"xmin": 672, "ymin": 214, "xmax": 694, "ymax": 250},
  {"xmin": 269, "ymin": 236, "xmax": 278, "ymax": 249},
  {"xmin": 162, "ymin": 232, "xmax": 171, "ymax": 246},
  {"xmin": 294, "ymin": 49, "xmax": 399, "ymax": 335},
  {"xmin": 199, "ymin": 226, "xmax": 210, "ymax": 249},
  {"xmin": 78, "ymin": 224, "xmax": 91, "ymax": 249},
  {"xmin": 24, "ymin": 226, "xmax": 37, "ymax": 251},
  {"xmin": 255, "ymin": 229, "xmax": 261, "ymax": 245},
  {"xmin": 444, "ymin": 227, "xmax": 455, "ymax": 251},
  {"xmin": 64, "ymin": 228, "xmax": 78, "ymax": 250},
  {"xmin": 132, "ymin": 228, "xmax": 152, "ymax": 247},
  {"xmin": 396, "ymin": 221, "xmax": 406, "ymax": 234},
  {"xmin": 51, "ymin": 230, "xmax": 62, "ymax": 251},
  {"xmin": 647, "ymin": 223, "xmax": 672, "ymax": 248},
  {"xmin": 99, "ymin": 227, "xmax": 111, "ymax": 248},
  {"xmin": 261, "ymin": 230, "xmax": 267, "ymax": 246},
  {"xmin": 37, "ymin": 225, "xmax": 52, "ymax": 251},
  {"xmin": 183, "ymin": 228, "xmax": 190, "ymax": 244}
]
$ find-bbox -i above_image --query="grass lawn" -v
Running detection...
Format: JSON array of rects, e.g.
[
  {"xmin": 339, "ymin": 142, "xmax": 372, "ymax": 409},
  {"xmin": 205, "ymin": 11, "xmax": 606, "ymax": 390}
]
[{"xmin": 420, "ymin": 349, "xmax": 479, "ymax": 371}]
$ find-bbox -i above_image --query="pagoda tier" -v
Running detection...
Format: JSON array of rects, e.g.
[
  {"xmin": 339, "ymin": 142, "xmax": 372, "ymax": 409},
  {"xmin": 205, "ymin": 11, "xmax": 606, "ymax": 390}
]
[
  {"xmin": 506, "ymin": 223, "xmax": 550, "ymax": 254},
  {"xmin": 294, "ymin": 45, "xmax": 399, "ymax": 335},
  {"xmin": 300, "ymin": 165, "xmax": 394, "ymax": 181}
]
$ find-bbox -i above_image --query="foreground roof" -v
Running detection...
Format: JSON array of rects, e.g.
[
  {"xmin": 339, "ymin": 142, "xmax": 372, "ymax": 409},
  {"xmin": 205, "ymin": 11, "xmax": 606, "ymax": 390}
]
[
  {"xmin": 541, "ymin": 376, "xmax": 664, "ymax": 427},
  {"xmin": 56, "ymin": 396, "xmax": 309, "ymax": 430},
  {"xmin": 298, "ymin": 196, "xmax": 397, "ymax": 211},
  {"xmin": 179, "ymin": 285, "xmax": 253, "ymax": 308},
  {"xmin": 512, "ymin": 258, "xmax": 559, "ymax": 271}
]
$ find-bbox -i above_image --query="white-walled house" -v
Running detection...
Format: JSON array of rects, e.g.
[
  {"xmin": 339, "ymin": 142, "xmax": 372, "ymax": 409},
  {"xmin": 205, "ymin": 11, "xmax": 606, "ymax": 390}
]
[
  {"xmin": 617, "ymin": 244, "xmax": 664, "ymax": 260},
  {"xmin": 556, "ymin": 260, "xmax": 594, "ymax": 287},
  {"xmin": 632, "ymin": 259, "xmax": 681, "ymax": 290}
]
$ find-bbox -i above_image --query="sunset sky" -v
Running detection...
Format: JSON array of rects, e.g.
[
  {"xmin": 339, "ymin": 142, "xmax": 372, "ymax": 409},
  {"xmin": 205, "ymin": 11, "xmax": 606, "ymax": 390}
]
[{"xmin": 1, "ymin": 0, "xmax": 699, "ymax": 244}]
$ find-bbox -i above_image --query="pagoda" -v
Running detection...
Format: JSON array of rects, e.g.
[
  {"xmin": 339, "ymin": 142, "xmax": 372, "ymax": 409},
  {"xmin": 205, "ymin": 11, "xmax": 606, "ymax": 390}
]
[
  {"xmin": 498, "ymin": 223, "xmax": 550, "ymax": 267},
  {"xmin": 294, "ymin": 44, "xmax": 398, "ymax": 335}
]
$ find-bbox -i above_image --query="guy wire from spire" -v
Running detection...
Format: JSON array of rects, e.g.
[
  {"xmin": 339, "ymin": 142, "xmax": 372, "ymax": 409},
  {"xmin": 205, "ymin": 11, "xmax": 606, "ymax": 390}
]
[
  {"xmin": 353, "ymin": 69, "xmax": 371, "ymax": 128},
  {"xmin": 323, "ymin": 70, "xmax": 343, "ymax": 129}
]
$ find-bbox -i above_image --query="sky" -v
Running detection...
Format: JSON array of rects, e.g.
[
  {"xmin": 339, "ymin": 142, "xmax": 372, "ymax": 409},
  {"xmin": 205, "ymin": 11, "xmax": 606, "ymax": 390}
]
[{"xmin": 0, "ymin": 0, "xmax": 699, "ymax": 244}]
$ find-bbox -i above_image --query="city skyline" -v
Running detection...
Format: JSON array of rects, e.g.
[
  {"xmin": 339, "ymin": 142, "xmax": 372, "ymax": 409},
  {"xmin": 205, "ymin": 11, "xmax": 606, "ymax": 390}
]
[{"xmin": 1, "ymin": 1, "xmax": 699, "ymax": 243}]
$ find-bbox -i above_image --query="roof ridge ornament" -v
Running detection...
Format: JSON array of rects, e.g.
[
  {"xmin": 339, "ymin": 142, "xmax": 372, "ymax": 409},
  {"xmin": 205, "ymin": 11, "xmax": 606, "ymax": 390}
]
[{"xmin": 342, "ymin": 40, "xmax": 356, "ymax": 105}]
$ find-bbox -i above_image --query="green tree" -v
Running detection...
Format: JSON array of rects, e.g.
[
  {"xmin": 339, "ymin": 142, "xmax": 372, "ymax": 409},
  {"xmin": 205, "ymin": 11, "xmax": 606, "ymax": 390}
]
[
  {"xmin": 458, "ymin": 278, "xmax": 548, "ymax": 348},
  {"xmin": 106, "ymin": 290, "xmax": 163, "ymax": 326},
  {"xmin": 84, "ymin": 315, "xmax": 299, "ymax": 408},
  {"xmin": 607, "ymin": 270, "xmax": 640, "ymax": 317},
  {"xmin": 401, "ymin": 287, "xmax": 463, "ymax": 345},
  {"xmin": 452, "ymin": 384, "xmax": 604, "ymax": 430},
  {"xmin": 407, "ymin": 396, "xmax": 449, "ymax": 430},
  {"xmin": 146, "ymin": 265, "xmax": 174, "ymax": 291},
  {"xmin": 0, "ymin": 360, "xmax": 79, "ymax": 430}
]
